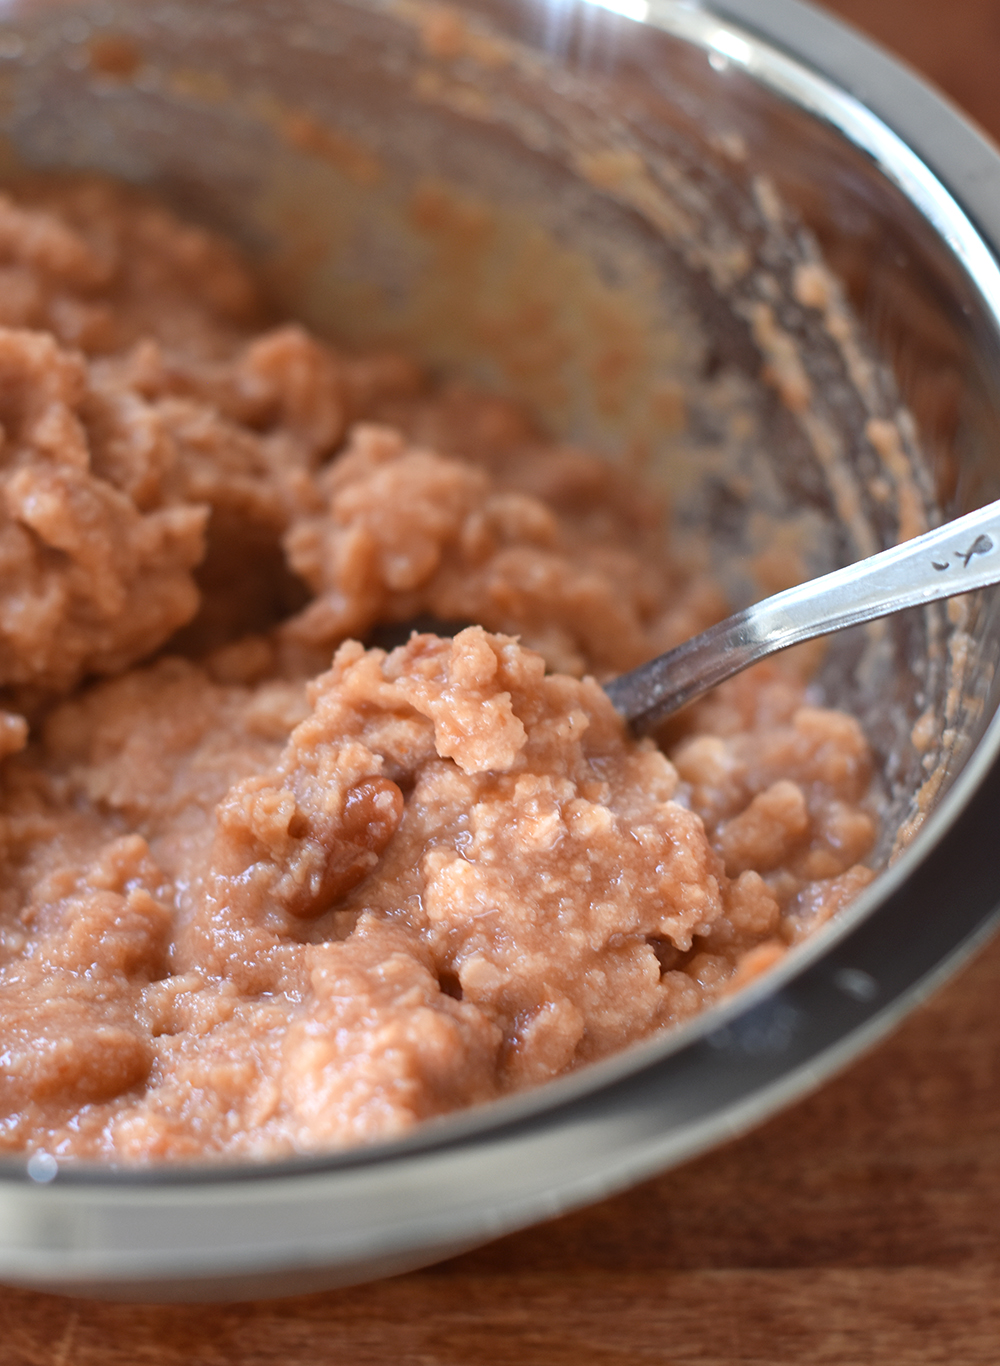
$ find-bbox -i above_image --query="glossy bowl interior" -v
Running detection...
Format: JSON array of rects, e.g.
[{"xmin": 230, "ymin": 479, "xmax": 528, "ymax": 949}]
[{"xmin": 2, "ymin": 0, "xmax": 1000, "ymax": 1301}]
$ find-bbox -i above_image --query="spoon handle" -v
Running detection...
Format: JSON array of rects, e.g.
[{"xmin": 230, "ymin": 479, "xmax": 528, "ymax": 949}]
[{"xmin": 605, "ymin": 496, "xmax": 1000, "ymax": 732}]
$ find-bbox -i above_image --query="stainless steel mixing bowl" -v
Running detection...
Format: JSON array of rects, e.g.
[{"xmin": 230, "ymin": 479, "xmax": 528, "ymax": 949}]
[{"xmin": 2, "ymin": 0, "xmax": 1000, "ymax": 1301}]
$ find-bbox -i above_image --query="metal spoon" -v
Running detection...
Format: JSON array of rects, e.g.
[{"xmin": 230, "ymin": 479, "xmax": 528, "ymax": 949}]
[{"xmin": 604, "ymin": 496, "xmax": 1000, "ymax": 733}]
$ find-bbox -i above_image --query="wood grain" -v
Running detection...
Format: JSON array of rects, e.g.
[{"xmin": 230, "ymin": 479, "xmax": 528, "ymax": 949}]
[{"xmin": 6, "ymin": 1, "xmax": 1000, "ymax": 1361}]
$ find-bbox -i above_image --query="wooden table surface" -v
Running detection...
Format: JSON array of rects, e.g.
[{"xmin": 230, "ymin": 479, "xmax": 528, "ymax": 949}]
[{"xmin": 8, "ymin": 2, "xmax": 1000, "ymax": 1362}]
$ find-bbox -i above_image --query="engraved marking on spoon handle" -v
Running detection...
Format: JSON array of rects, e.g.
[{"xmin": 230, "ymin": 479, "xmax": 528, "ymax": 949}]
[{"xmin": 606, "ymin": 496, "xmax": 1000, "ymax": 732}]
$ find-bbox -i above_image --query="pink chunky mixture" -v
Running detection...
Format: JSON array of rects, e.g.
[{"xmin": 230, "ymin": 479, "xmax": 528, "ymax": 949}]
[{"xmin": 0, "ymin": 179, "xmax": 875, "ymax": 1159}]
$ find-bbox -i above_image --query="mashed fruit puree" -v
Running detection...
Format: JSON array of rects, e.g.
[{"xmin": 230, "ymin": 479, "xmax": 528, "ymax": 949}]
[{"xmin": 0, "ymin": 179, "xmax": 876, "ymax": 1160}]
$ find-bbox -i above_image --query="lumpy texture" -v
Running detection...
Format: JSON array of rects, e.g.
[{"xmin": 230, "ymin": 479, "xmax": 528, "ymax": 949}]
[{"xmin": 0, "ymin": 180, "xmax": 876, "ymax": 1160}]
